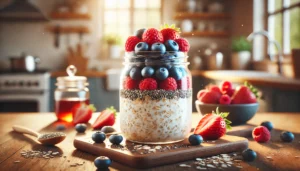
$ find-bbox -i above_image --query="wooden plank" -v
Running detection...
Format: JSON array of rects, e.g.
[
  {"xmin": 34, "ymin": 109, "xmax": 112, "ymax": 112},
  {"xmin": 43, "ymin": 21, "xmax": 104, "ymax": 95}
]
[
  {"xmin": 181, "ymin": 31, "xmax": 230, "ymax": 37},
  {"xmin": 174, "ymin": 12, "xmax": 230, "ymax": 20}
]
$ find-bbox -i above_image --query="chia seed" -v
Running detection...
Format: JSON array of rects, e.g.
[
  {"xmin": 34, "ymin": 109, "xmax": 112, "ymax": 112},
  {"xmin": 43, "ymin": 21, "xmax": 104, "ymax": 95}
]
[{"xmin": 38, "ymin": 132, "xmax": 66, "ymax": 140}]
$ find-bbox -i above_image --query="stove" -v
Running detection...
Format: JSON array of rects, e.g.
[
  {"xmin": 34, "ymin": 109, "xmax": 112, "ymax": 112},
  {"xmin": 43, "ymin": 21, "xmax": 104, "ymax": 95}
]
[{"xmin": 0, "ymin": 71, "xmax": 50, "ymax": 112}]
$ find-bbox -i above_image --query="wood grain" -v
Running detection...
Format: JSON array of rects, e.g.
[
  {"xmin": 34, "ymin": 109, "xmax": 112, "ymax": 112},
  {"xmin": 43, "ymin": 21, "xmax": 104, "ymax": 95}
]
[{"xmin": 0, "ymin": 113, "xmax": 299, "ymax": 171}]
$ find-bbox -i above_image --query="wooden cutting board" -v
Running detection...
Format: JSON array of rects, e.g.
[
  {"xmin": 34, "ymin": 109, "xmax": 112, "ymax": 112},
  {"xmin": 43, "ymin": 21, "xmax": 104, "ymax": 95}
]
[{"xmin": 74, "ymin": 134, "xmax": 248, "ymax": 169}]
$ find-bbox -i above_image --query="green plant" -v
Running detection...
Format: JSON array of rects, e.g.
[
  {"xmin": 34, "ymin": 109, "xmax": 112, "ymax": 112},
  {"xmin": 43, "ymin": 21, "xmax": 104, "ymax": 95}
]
[
  {"xmin": 103, "ymin": 34, "xmax": 122, "ymax": 45},
  {"xmin": 232, "ymin": 36, "xmax": 252, "ymax": 52}
]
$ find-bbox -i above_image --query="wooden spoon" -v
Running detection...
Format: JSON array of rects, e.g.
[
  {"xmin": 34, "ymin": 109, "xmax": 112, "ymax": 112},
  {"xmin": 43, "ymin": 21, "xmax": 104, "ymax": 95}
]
[{"xmin": 13, "ymin": 125, "xmax": 66, "ymax": 145}]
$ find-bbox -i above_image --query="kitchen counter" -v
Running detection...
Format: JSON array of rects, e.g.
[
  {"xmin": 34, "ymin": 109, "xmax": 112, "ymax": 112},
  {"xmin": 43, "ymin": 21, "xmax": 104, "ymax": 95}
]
[
  {"xmin": 51, "ymin": 70, "xmax": 300, "ymax": 90},
  {"xmin": 0, "ymin": 112, "xmax": 299, "ymax": 171}
]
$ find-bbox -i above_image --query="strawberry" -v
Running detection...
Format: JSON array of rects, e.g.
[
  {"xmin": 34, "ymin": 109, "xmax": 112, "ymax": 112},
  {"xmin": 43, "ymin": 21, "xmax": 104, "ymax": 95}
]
[
  {"xmin": 125, "ymin": 36, "xmax": 141, "ymax": 52},
  {"xmin": 160, "ymin": 24, "xmax": 180, "ymax": 40},
  {"xmin": 159, "ymin": 77, "xmax": 177, "ymax": 90},
  {"xmin": 175, "ymin": 38, "xmax": 190, "ymax": 52},
  {"xmin": 92, "ymin": 106, "xmax": 117, "ymax": 129},
  {"xmin": 123, "ymin": 77, "xmax": 139, "ymax": 90},
  {"xmin": 72, "ymin": 104, "xmax": 96, "ymax": 124},
  {"xmin": 231, "ymin": 85, "xmax": 257, "ymax": 104},
  {"xmin": 194, "ymin": 108, "xmax": 231, "ymax": 140},
  {"xmin": 219, "ymin": 94, "xmax": 231, "ymax": 104},
  {"xmin": 198, "ymin": 91, "xmax": 219, "ymax": 104},
  {"xmin": 252, "ymin": 126, "xmax": 271, "ymax": 143},
  {"xmin": 139, "ymin": 78, "xmax": 157, "ymax": 90},
  {"xmin": 142, "ymin": 28, "xmax": 164, "ymax": 46}
]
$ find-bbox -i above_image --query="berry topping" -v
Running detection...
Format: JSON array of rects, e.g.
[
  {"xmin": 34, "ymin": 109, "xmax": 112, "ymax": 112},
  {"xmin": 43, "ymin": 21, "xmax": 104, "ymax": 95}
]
[
  {"xmin": 155, "ymin": 67, "xmax": 169, "ymax": 80},
  {"xmin": 219, "ymin": 94, "xmax": 231, "ymax": 105},
  {"xmin": 188, "ymin": 134, "xmax": 203, "ymax": 145},
  {"xmin": 151, "ymin": 43, "xmax": 166, "ymax": 54},
  {"xmin": 194, "ymin": 108, "xmax": 231, "ymax": 140},
  {"xmin": 261, "ymin": 121, "xmax": 274, "ymax": 131},
  {"xmin": 94, "ymin": 156, "xmax": 112, "ymax": 169},
  {"xmin": 125, "ymin": 36, "xmax": 141, "ymax": 52},
  {"xmin": 92, "ymin": 131, "xmax": 106, "ymax": 143},
  {"xmin": 75, "ymin": 123, "xmax": 87, "ymax": 133},
  {"xmin": 252, "ymin": 126, "xmax": 271, "ymax": 143},
  {"xmin": 139, "ymin": 78, "xmax": 158, "ymax": 90},
  {"xmin": 280, "ymin": 131, "xmax": 294, "ymax": 142},
  {"xmin": 129, "ymin": 66, "xmax": 142, "ymax": 80},
  {"xmin": 100, "ymin": 126, "xmax": 116, "ymax": 134},
  {"xmin": 134, "ymin": 28, "xmax": 146, "ymax": 39},
  {"xmin": 242, "ymin": 149, "xmax": 257, "ymax": 162},
  {"xmin": 159, "ymin": 77, "xmax": 177, "ymax": 90},
  {"xmin": 169, "ymin": 66, "xmax": 183, "ymax": 80},
  {"xmin": 165, "ymin": 40, "xmax": 179, "ymax": 51},
  {"xmin": 160, "ymin": 24, "xmax": 180, "ymax": 40},
  {"xmin": 141, "ymin": 66, "xmax": 155, "ymax": 78},
  {"xmin": 123, "ymin": 77, "xmax": 139, "ymax": 90},
  {"xmin": 109, "ymin": 134, "xmax": 123, "ymax": 145},
  {"xmin": 175, "ymin": 38, "xmax": 190, "ymax": 52},
  {"xmin": 142, "ymin": 28, "xmax": 164, "ymax": 46},
  {"xmin": 135, "ymin": 42, "xmax": 149, "ymax": 54}
]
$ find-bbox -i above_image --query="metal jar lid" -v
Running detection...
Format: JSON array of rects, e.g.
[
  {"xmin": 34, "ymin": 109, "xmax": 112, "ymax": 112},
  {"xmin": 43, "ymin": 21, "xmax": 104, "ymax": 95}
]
[{"xmin": 56, "ymin": 65, "xmax": 88, "ymax": 88}]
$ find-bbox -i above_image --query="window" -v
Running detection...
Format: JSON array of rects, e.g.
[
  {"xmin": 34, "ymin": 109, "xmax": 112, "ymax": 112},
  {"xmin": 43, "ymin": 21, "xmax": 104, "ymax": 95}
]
[
  {"xmin": 268, "ymin": 0, "xmax": 300, "ymax": 55},
  {"xmin": 102, "ymin": 0, "xmax": 162, "ymax": 43}
]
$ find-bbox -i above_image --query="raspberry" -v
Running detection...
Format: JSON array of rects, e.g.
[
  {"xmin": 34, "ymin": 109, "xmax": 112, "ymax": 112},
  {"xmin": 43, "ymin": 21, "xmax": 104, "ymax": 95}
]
[
  {"xmin": 219, "ymin": 94, "xmax": 231, "ymax": 104},
  {"xmin": 139, "ymin": 78, "xmax": 157, "ymax": 90},
  {"xmin": 177, "ymin": 76, "xmax": 191, "ymax": 90},
  {"xmin": 159, "ymin": 77, "xmax": 177, "ymax": 90},
  {"xmin": 123, "ymin": 77, "xmax": 139, "ymax": 90},
  {"xmin": 252, "ymin": 126, "xmax": 271, "ymax": 143},
  {"xmin": 142, "ymin": 28, "xmax": 164, "ymax": 46},
  {"xmin": 175, "ymin": 38, "xmax": 190, "ymax": 52},
  {"xmin": 125, "ymin": 36, "xmax": 141, "ymax": 52}
]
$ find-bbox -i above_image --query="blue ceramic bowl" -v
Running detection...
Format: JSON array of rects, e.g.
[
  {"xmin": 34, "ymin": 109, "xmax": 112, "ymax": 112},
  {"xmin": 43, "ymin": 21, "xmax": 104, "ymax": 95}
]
[{"xmin": 195, "ymin": 100, "xmax": 259, "ymax": 125}]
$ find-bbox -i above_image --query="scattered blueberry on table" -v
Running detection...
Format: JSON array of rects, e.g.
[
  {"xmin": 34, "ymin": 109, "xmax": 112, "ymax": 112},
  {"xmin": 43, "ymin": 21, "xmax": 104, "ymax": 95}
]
[
  {"xmin": 75, "ymin": 124, "xmax": 87, "ymax": 133},
  {"xmin": 109, "ymin": 134, "xmax": 123, "ymax": 145},
  {"xmin": 260, "ymin": 121, "xmax": 273, "ymax": 131},
  {"xmin": 188, "ymin": 134, "xmax": 203, "ymax": 146},
  {"xmin": 56, "ymin": 124, "xmax": 66, "ymax": 131},
  {"xmin": 280, "ymin": 131, "xmax": 294, "ymax": 142},
  {"xmin": 94, "ymin": 156, "xmax": 112, "ymax": 169},
  {"xmin": 242, "ymin": 149, "xmax": 257, "ymax": 162},
  {"xmin": 100, "ymin": 126, "xmax": 116, "ymax": 134},
  {"xmin": 92, "ymin": 132, "xmax": 106, "ymax": 143}
]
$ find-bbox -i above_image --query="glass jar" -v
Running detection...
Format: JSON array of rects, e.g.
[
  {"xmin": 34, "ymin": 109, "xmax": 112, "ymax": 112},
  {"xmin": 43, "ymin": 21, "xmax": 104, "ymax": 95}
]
[
  {"xmin": 55, "ymin": 65, "xmax": 89, "ymax": 122},
  {"xmin": 120, "ymin": 52, "xmax": 192, "ymax": 144}
]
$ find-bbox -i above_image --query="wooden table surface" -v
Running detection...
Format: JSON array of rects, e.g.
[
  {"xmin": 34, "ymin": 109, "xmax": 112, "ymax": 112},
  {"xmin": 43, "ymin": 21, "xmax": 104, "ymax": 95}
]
[{"xmin": 0, "ymin": 112, "xmax": 299, "ymax": 171}]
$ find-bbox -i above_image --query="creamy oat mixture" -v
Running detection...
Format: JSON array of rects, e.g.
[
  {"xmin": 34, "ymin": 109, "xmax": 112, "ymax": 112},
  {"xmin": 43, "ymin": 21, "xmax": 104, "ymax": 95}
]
[{"xmin": 120, "ymin": 95, "xmax": 192, "ymax": 143}]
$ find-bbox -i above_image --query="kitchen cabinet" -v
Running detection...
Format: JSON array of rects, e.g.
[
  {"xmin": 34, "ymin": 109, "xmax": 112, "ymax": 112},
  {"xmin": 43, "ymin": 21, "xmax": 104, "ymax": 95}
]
[{"xmin": 49, "ymin": 77, "xmax": 119, "ymax": 112}]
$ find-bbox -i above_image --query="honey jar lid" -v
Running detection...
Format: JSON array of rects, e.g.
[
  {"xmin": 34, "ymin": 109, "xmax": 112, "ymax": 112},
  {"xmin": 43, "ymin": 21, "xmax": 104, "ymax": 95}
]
[{"xmin": 56, "ymin": 65, "xmax": 88, "ymax": 88}]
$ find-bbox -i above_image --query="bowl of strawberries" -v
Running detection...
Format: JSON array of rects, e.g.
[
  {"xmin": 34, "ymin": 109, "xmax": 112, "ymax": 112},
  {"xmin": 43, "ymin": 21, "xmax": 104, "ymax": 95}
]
[{"xmin": 195, "ymin": 81, "xmax": 259, "ymax": 125}]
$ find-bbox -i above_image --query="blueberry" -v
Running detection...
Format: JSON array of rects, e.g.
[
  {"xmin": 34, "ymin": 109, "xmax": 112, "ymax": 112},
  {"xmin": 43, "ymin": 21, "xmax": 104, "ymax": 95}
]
[
  {"xmin": 109, "ymin": 134, "xmax": 123, "ymax": 145},
  {"xmin": 75, "ymin": 124, "xmax": 87, "ymax": 133},
  {"xmin": 129, "ymin": 66, "xmax": 142, "ymax": 80},
  {"xmin": 188, "ymin": 134, "xmax": 203, "ymax": 145},
  {"xmin": 155, "ymin": 67, "xmax": 169, "ymax": 80},
  {"xmin": 169, "ymin": 66, "xmax": 183, "ymax": 80},
  {"xmin": 242, "ymin": 149, "xmax": 257, "ymax": 162},
  {"xmin": 92, "ymin": 131, "xmax": 106, "ymax": 143},
  {"xmin": 174, "ymin": 51, "xmax": 185, "ymax": 58},
  {"xmin": 100, "ymin": 126, "xmax": 116, "ymax": 134},
  {"xmin": 94, "ymin": 156, "xmax": 112, "ymax": 169},
  {"xmin": 56, "ymin": 124, "xmax": 66, "ymax": 131},
  {"xmin": 135, "ymin": 42, "xmax": 149, "ymax": 55},
  {"xmin": 280, "ymin": 131, "xmax": 294, "ymax": 142},
  {"xmin": 122, "ymin": 67, "xmax": 132, "ymax": 77},
  {"xmin": 134, "ymin": 28, "xmax": 146, "ymax": 39},
  {"xmin": 151, "ymin": 43, "xmax": 166, "ymax": 54},
  {"xmin": 141, "ymin": 66, "xmax": 155, "ymax": 78},
  {"xmin": 164, "ymin": 40, "xmax": 179, "ymax": 51},
  {"xmin": 179, "ymin": 67, "xmax": 187, "ymax": 77},
  {"xmin": 261, "ymin": 121, "xmax": 273, "ymax": 131}
]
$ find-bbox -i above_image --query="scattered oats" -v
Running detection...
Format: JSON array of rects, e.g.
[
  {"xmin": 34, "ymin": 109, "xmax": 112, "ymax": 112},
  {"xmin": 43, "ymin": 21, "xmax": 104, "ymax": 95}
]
[
  {"xmin": 14, "ymin": 161, "xmax": 21, "ymax": 163},
  {"xmin": 266, "ymin": 156, "xmax": 273, "ymax": 160},
  {"xmin": 237, "ymin": 166, "xmax": 243, "ymax": 169},
  {"xmin": 179, "ymin": 164, "xmax": 191, "ymax": 168},
  {"xmin": 52, "ymin": 152, "xmax": 59, "ymax": 155},
  {"xmin": 226, "ymin": 161, "xmax": 233, "ymax": 165},
  {"xmin": 221, "ymin": 164, "xmax": 227, "ymax": 168},
  {"xmin": 142, "ymin": 145, "xmax": 151, "ymax": 150},
  {"xmin": 207, "ymin": 164, "xmax": 216, "ymax": 168},
  {"xmin": 223, "ymin": 158, "xmax": 231, "ymax": 161},
  {"xmin": 196, "ymin": 166, "xmax": 207, "ymax": 170},
  {"xmin": 155, "ymin": 146, "xmax": 162, "ymax": 149},
  {"xmin": 234, "ymin": 160, "xmax": 242, "ymax": 162},
  {"xmin": 196, "ymin": 158, "xmax": 203, "ymax": 161}
]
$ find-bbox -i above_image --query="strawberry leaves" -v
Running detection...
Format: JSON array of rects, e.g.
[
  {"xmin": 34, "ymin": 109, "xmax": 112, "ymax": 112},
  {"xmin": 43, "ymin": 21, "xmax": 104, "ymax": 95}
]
[
  {"xmin": 213, "ymin": 107, "xmax": 232, "ymax": 130},
  {"xmin": 160, "ymin": 23, "xmax": 181, "ymax": 33},
  {"xmin": 89, "ymin": 104, "xmax": 97, "ymax": 112},
  {"xmin": 244, "ymin": 81, "xmax": 260, "ymax": 99},
  {"xmin": 106, "ymin": 106, "xmax": 117, "ymax": 117}
]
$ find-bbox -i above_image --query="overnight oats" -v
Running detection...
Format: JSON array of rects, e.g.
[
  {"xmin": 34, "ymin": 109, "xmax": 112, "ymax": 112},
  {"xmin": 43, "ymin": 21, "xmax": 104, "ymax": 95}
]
[{"xmin": 120, "ymin": 26, "xmax": 192, "ymax": 144}]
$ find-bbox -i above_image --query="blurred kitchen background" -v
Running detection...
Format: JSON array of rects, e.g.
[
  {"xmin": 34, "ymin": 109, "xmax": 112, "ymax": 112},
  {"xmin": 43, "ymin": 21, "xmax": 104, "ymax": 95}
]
[{"xmin": 0, "ymin": 0, "xmax": 300, "ymax": 113}]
